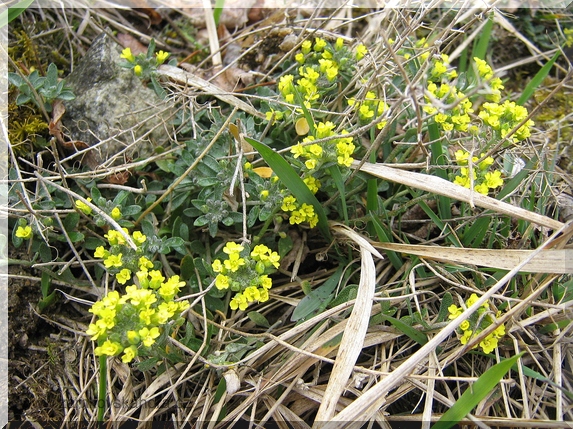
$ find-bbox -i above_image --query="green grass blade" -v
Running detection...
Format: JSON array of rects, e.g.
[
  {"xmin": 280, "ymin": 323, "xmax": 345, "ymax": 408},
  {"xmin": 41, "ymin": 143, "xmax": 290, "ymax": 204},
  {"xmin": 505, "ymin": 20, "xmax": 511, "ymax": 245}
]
[
  {"xmin": 517, "ymin": 50, "xmax": 561, "ymax": 106},
  {"xmin": 0, "ymin": 0, "xmax": 35, "ymax": 28},
  {"xmin": 378, "ymin": 314, "xmax": 428, "ymax": 345},
  {"xmin": 433, "ymin": 352, "xmax": 524, "ymax": 429},
  {"xmin": 496, "ymin": 156, "xmax": 537, "ymax": 200},
  {"xmin": 428, "ymin": 122, "xmax": 451, "ymax": 220},
  {"xmin": 472, "ymin": 12, "xmax": 494, "ymax": 61},
  {"xmin": 369, "ymin": 213, "xmax": 403, "ymax": 270},
  {"xmin": 461, "ymin": 216, "xmax": 491, "ymax": 247},
  {"xmin": 328, "ymin": 165, "xmax": 348, "ymax": 224},
  {"xmin": 245, "ymin": 136, "xmax": 331, "ymax": 240},
  {"xmin": 213, "ymin": 0, "xmax": 225, "ymax": 26}
]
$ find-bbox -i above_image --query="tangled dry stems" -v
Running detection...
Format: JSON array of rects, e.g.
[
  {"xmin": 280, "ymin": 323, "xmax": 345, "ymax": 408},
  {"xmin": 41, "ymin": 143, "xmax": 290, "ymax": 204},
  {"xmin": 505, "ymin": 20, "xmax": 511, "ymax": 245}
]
[{"xmin": 7, "ymin": 3, "xmax": 573, "ymax": 428}]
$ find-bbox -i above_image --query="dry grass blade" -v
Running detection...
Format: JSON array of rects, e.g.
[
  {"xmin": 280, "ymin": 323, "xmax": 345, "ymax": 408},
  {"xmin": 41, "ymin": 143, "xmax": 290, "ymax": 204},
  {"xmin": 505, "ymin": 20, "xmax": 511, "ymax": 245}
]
[
  {"xmin": 355, "ymin": 161, "xmax": 564, "ymax": 230},
  {"xmin": 373, "ymin": 242, "xmax": 573, "ymax": 274},
  {"xmin": 313, "ymin": 225, "xmax": 381, "ymax": 424},
  {"xmin": 157, "ymin": 64, "xmax": 265, "ymax": 119}
]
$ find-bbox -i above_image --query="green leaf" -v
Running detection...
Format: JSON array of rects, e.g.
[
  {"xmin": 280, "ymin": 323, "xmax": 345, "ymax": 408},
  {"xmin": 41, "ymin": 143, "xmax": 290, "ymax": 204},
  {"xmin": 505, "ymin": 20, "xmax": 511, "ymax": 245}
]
[
  {"xmin": 247, "ymin": 311, "xmax": 270, "ymax": 328},
  {"xmin": 437, "ymin": 292, "xmax": 454, "ymax": 323},
  {"xmin": 180, "ymin": 255, "xmax": 196, "ymax": 281},
  {"xmin": 378, "ymin": 314, "xmax": 428, "ymax": 345},
  {"xmin": 292, "ymin": 266, "xmax": 343, "ymax": 321},
  {"xmin": 517, "ymin": 50, "xmax": 561, "ymax": 106},
  {"xmin": 62, "ymin": 212, "xmax": 80, "ymax": 232},
  {"xmin": 245, "ymin": 137, "xmax": 331, "ymax": 240},
  {"xmin": 433, "ymin": 353, "xmax": 524, "ymax": 429}
]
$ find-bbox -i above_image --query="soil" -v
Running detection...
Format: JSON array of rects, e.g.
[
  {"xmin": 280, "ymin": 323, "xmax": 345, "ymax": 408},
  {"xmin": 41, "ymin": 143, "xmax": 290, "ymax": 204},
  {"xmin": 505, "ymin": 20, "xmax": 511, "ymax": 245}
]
[{"xmin": 8, "ymin": 246, "xmax": 78, "ymax": 423}]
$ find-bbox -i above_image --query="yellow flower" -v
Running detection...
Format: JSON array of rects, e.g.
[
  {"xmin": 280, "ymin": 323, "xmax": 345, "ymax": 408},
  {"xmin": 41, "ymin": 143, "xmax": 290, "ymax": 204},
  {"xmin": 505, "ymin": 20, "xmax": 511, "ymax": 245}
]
[
  {"xmin": 134, "ymin": 65, "xmax": 142, "ymax": 76},
  {"xmin": 460, "ymin": 330, "xmax": 473, "ymax": 345},
  {"xmin": 126, "ymin": 330, "xmax": 140, "ymax": 344},
  {"xmin": 139, "ymin": 327, "xmax": 160, "ymax": 347},
  {"xmin": 15, "ymin": 225, "xmax": 32, "ymax": 240},
  {"xmin": 244, "ymin": 286, "xmax": 261, "ymax": 302},
  {"xmin": 104, "ymin": 229, "xmax": 128, "ymax": 246},
  {"xmin": 291, "ymin": 143, "xmax": 306, "ymax": 159},
  {"xmin": 313, "ymin": 37, "xmax": 327, "ymax": 52},
  {"xmin": 448, "ymin": 304, "xmax": 462, "ymax": 320},
  {"xmin": 138, "ymin": 256, "xmax": 153, "ymax": 271},
  {"xmin": 355, "ymin": 44, "xmax": 367, "ymax": 60},
  {"xmin": 259, "ymin": 275, "xmax": 272, "ymax": 289},
  {"xmin": 305, "ymin": 159, "xmax": 318, "ymax": 170},
  {"xmin": 223, "ymin": 241, "xmax": 244, "ymax": 255},
  {"xmin": 479, "ymin": 334, "xmax": 498, "ymax": 354},
  {"xmin": 230, "ymin": 293, "xmax": 248, "ymax": 311},
  {"xmin": 460, "ymin": 320, "xmax": 470, "ymax": 331},
  {"xmin": 303, "ymin": 176, "xmax": 321, "ymax": 194},
  {"xmin": 212, "ymin": 259, "xmax": 224, "ymax": 273},
  {"xmin": 116, "ymin": 268, "xmax": 132, "ymax": 285},
  {"xmin": 86, "ymin": 321, "xmax": 107, "ymax": 341},
  {"xmin": 281, "ymin": 195, "xmax": 298, "ymax": 212},
  {"xmin": 75, "ymin": 198, "xmax": 92, "ymax": 215},
  {"xmin": 159, "ymin": 275, "xmax": 185, "ymax": 301},
  {"xmin": 148, "ymin": 270, "xmax": 165, "ymax": 289},
  {"xmin": 224, "ymin": 253, "xmax": 246, "ymax": 272},
  {"xmin": 295, "ymin": 53, "xmax": 305, "ymax": 64},
  {"xmin": 466, "ymin": 293, "xmax": 488, "ymax": 310},
  {"xmin": 104, "ymin": 253, "xmax": 123, "ymax": 268},
  {"xmin": 121, "ymin": 346, "xmax": 138, "ymax": 363},
  {"xmin": 474, "ymin": 183, "xmax": 489, "ymax": 195},
  {"xmin": 155, "ymin": 50, "xmax": 170, "ymax": 65},
  {"xmin": 258, "ymin": 288, "xmax": 269, "ymax": 302},
  {"xmin": 260, "ymin": 190, "xmax": 269, "ymax": 200},
  {"xmin": 95, "ymin": 340, "xmax": 123, "ymax": 356},
  {"xmin": 215, "ymin": 274, "xmax": 230, "ymax": 290},
  {"xmin": 484, "ymin": 170, "xmax": 504, "ymax": 190},
  {"xmin": 111, "ymin": 207, "xmax": 121, "ymax": 220},
  {"xmin": 120, "ymin": 47, "xmax": 135, "ymax": 63},
  {"xmin": 493, "ymin": 324, "xmax": 506, "ymax": 338},
  {"xmin": 335, "ymin": 37, "xmax": 344, "ymax": 50},
  {"xmin": 301, "ymin": 40, "xmax": 312, "ymax": 54}
]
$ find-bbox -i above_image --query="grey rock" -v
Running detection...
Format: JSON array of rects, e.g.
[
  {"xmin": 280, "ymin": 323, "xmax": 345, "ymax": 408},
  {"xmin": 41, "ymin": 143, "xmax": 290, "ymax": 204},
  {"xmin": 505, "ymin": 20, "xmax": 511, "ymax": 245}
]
[{"xmin": 62, "ymin": 32, "xmax": 172, "ymax": 169}]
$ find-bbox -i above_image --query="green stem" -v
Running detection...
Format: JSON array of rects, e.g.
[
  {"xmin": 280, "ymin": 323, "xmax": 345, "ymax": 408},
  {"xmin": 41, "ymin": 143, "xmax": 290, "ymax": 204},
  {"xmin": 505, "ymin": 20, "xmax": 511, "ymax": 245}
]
[
  {"xmin": 97, "ymin": 355, "xmax": 107, "ymax": 422},
  {"xmin": 253, "ymin": 207, "xmax": 280, "ymax": 243}
]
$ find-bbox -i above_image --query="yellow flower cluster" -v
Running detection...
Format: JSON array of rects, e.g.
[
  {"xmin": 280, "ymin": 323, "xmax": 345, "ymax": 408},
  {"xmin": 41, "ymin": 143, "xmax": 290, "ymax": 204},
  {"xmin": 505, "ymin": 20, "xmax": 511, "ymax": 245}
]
[
  {"xmin": 281, "ymin": 195, "xmax": 319, "ymax": 228},
  {"xmin": 565, "ymin": 28, "xmax": 573, "ymax": 48},
  {"xmin": 448, "ymin": 293, "xmax": 506, "ymax": 354},
  {"xmin": 94, "ymin": 229, "xmax": 149, "ymax": 285},
  {"xmin": 473, "ymin": 57, "xmax": 504, "ymax": 103},
  {"xmin": 453, "ymin": 150, "xmax": 504, "ymax": 195},
  {"xmin": 269, "ymin": 37, "xmax": 364, "ymax": 121},
  {"xmin": 348, "ymin": 90, "xmax": 389, "ymax": 130},
  {"xmin": 424, "ymin": 66, "xmax": 475, "ymax": 133},
  {"xmin": 120, "ymin": 46, "xmax": 170, "ymax": 79},
  {"xmin": 86, "ymin": 264, "xmax": 189, "ymax": 363},
  {"xmin": 211, "ymin": 242, "xmax": 280, "ymax": 311},
  {"xmin": 478, "ymin": 100, "xmax": 534, "ymax": 142},
  {"xmin": 292, "ymin": 120, "xmax": 356, "ymax": 170}
]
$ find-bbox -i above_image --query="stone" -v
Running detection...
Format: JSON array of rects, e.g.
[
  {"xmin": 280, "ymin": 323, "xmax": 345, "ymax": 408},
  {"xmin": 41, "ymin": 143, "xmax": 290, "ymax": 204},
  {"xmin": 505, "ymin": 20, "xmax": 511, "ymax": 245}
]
[{"xmin": 61, "ymin": 32, "xmax": 172, "ymax": 169}]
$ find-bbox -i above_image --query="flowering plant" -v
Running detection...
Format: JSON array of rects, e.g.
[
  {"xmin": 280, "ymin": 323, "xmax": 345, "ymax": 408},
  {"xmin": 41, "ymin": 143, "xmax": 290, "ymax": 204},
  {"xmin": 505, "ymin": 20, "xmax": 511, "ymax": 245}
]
[
  {"xmin": 212, "ymin": 242, "xmax": 280, "ymax": 311},
  {"xmin": 448, "ymin": 293, "xmax": 506, "ymax": 354}
]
